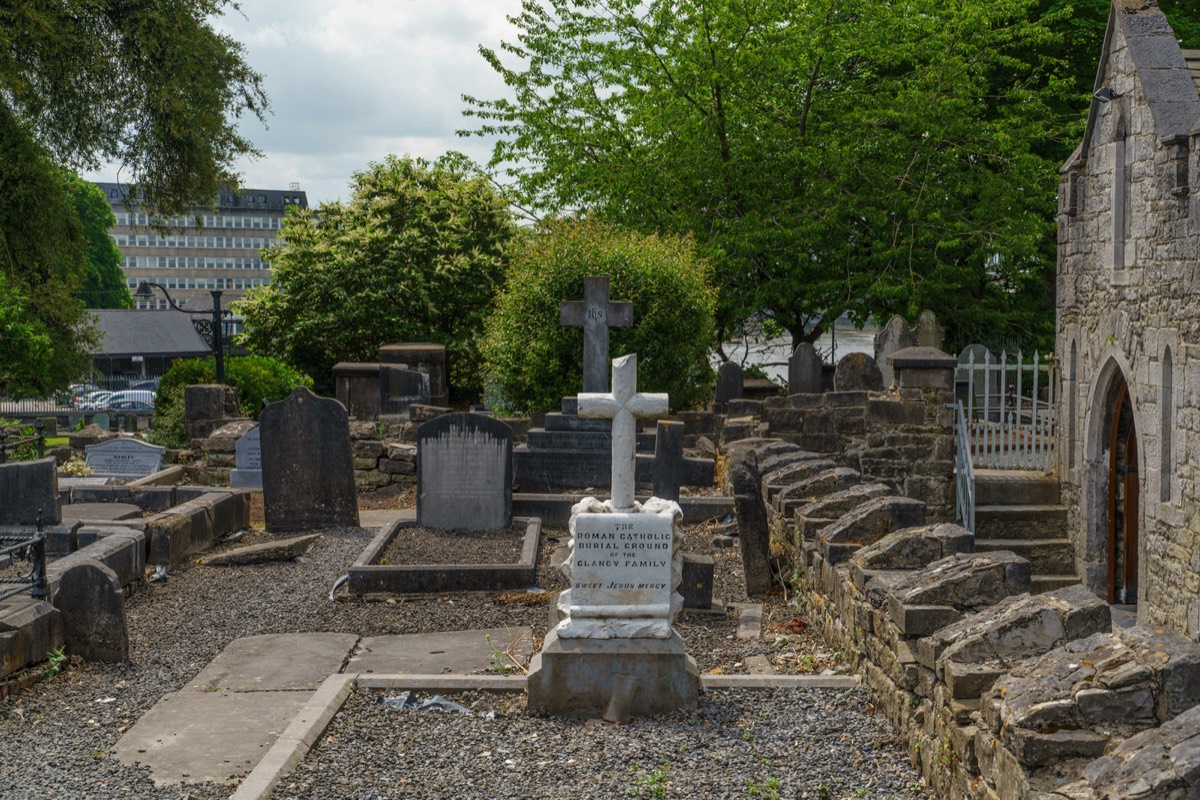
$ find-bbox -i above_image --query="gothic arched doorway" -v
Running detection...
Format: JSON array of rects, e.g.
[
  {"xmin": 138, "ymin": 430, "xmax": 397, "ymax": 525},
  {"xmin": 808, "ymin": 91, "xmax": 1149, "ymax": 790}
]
[{"xmin": 1107, "ymin": 378, "xmax": 1138, "ymax": 604}]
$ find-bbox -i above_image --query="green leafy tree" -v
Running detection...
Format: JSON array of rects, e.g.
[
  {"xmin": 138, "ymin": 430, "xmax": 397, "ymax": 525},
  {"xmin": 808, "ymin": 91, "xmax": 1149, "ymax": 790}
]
[
  {"xmin": 482, "ymin": 219, "xmax": 716, "ymax": 412},
  {"xmin": 464, "ymin": 0, "xmax": 1086, "ymax": 353},
  {"xmin": 62, "ymin": 173, "xmax": 132, "ymax": 309},
  {"xmin": 0, "ymin": 1, "xmax": 266, "ymax": 393},
  {"xmin": 238, "ymin": 154, "xmax": 517, "ymax": 401}
]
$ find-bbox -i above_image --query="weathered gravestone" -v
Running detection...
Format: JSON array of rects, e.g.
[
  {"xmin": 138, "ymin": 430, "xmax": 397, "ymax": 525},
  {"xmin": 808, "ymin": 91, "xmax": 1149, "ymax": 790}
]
[
  {"xmin": 651, "ymin": 420, "xmax": 685, "ymax": 503},
  {"xmin": 914, "ymin": 310, "xmax": 945, "ymax": 350},
  {"xmin": 92, "ymin": 412, "xmax": 110, "ymax": 432},
  {"xmin": 260, "ymin": 387, "xmax": 359, "ymax": 532},
  {"xmin": 85, "ymin": 438, "xmax": 164, "ymax": 478},
  {"xmin": 0, "ymin": 457, "xmax": 60, "ymax": 525},
  {"xmin": 833, "ymin": 352, "xmax": 884, "ymax": 392},
  {"xmin": 380, "ymin": 367, "xmax": 430, "ymax": 417},
  {"xmin": 378, "ymin": 343, "xmax": 448, "ymax": 407},
  {"xmin": 417, "ymin": 413, "xmax": 513, "ymax": 530},
  {"xmin": 527, "ymin": 354, "xmax": 699, "ymax": 718},
  {"xmin": 229, "ymin": 426, "xmax": 262, "ymax": 490},
  {"xmin": 874, "ymin": 315, "xmax": 917, "ymax": 388},
  {"xmin": 714, "ymin": 361, "xmax": 743, "ymax": 409},
  {"xmin": 788, "ymin": 342, "xmax": 823, "ymax": 395},
  {"xmin": 560, "ymin": 275, "xmax": 633, "ymax": 393}
]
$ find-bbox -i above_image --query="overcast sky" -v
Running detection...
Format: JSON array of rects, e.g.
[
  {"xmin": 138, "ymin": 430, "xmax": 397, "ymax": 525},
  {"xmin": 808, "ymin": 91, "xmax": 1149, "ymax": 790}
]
[{"xmin": 87, "ymin": 0, "xmax": 525, "ymax": 207}]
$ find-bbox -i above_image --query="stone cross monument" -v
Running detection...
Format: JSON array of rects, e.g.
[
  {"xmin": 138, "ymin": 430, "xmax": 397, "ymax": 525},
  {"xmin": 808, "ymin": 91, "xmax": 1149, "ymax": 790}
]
[
  {"xmin": 578, "ymin": 353, "xmax": 667, "ymax": 510},
  {"xmin": 526, "ymin": 354, "xmax": 699, "ymax": 718},
  {"xmin": 560, "ymin": 275, "xmax": 633, "ymax": 392}
]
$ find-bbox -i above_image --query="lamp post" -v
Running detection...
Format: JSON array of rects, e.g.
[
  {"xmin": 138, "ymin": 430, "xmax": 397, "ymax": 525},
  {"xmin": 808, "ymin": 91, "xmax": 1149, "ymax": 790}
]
[{"xmin": 135, "ymin": 282, "xmax": 228, "ymax": 385}]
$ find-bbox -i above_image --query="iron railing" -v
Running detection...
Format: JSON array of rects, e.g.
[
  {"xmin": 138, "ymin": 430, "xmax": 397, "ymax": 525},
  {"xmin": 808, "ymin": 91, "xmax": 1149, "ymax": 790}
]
[
  {"xmin": 949, "ymin": 401, "xmax": 976, "ymax": 534},
  {"xmin": 958, "ymin": 349, "xmax": 1056, "ymax": 472},
  {"xmin": 0, "ymin": 422, "xmax": 46, "ymax": 464},
  {"xmin": 0, "ymin": 511, "xmax": 48, "ymax": 602}
]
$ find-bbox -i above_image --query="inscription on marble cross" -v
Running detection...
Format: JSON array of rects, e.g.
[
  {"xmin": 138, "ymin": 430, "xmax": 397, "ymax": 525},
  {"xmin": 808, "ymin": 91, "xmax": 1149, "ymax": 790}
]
[
  {"xmin": 578, "ymin": 354, "xmax": 668, "ymax": 510},
  {"xmin": 560, "ymin": 275, "xmax": 634, "ymax": 393}
]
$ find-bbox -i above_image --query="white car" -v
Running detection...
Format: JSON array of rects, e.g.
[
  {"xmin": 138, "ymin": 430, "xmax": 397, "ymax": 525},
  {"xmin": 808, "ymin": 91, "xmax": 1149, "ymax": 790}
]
[
  {"xmin": 106, "ymin": 390, "xmax": 156, "ymax": 408},
  {"xmin": 78, "ymin": 391, "xmax": 114, "ymax": 410}
]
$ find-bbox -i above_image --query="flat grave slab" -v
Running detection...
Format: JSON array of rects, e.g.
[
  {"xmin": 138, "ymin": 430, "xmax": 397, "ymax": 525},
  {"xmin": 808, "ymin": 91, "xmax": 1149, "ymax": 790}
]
[
  {"xmin": 185, "ymin": 633, "xmax": 358, "ymax": 692},
  {"xmin": 59, "ymin": 502, "xmax": 142, "ymax": 524},
  {"xmin": 358, "ymin": 508, "xmax": 411, "ymax": 530},
  {"xmin": 347, "ymin": 627, "xmax": 533, "ymax": 675},
  {"xmin": 115, "ymin": 689, "xmax": 310, "ymax": 784}
]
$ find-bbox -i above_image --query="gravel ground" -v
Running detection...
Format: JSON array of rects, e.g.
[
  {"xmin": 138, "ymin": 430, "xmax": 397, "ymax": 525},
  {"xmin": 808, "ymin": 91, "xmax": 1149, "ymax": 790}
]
[
  {"xmin": 380, "ymin": 525, "xmax": 529, "ymax": 565},
  {"xmin": 0, "ymin": 510, "xmax": 914, "ymax": 799}
]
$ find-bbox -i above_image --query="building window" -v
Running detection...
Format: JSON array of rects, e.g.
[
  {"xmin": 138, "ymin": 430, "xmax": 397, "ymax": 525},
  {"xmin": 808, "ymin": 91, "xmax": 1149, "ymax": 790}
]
[
  {"xmin": 1161, "ymin": 347, "xmax": 1173, "ymax": 502},
  {"xmin": 1113, "ymin": 109, "xmax": 1131, "ymax": 270}
]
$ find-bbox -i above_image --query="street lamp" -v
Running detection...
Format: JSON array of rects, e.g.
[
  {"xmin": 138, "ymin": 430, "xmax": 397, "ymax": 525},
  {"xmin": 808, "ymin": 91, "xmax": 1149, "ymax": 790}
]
[{"xmin": 135, "ymin": 282, "xmax": 228, "ymax": 385}]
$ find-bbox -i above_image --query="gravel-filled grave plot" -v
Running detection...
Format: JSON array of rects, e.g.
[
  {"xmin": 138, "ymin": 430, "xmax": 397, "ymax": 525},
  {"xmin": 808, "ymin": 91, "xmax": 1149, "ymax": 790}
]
[
  {"xmin": 277, "ymin": 687, "xmax": 923, "ymax": 800},
  {"xmin": 379, "ymin": 525, "xmax": 530, "ymax": 565}
]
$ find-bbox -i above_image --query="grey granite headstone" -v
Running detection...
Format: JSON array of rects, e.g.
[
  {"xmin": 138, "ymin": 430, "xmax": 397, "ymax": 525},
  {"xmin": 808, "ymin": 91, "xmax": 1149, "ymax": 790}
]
[
  {"xmin": 834, "ymin": 352, "xmax": 884, "ymax": 392},
  {"xmin": 380, "ymin": 367, "xmax": 430, "ymax": 417},
  {"xmin": 0, "ymin": 457, "xmax": 60, "ymax": 525},
  {"xmin": 260, "ymin": 387, "xmax": 359, "ymax": 532},
  {"xmin": 651, "ymin": 420, "xmax": 685, "ymax": 503},
  {"xmin": 914, "ymin": 310, "xmax": 945, "ymax": 350},
  {"xmin": 230, "ymin": 426, "xmax": 262, "ymax": 490},
  {"xmin": 417, "ymin": 412, "xmax": 513, "ymax": 530},
  {"xmin": 85, "ymin": 438, "xmax": 164, "ymax": 477},
  {"xmin": 874, "ymin": 315, "xmax": 916, "ymax": 388},
  {"xmin": 714, "ymin": 362, "xmax": 743, "ymax": 408},
  {"xmin": 560, "ymin": 276, "xmax": 634, "ymax": 393},
  {"xmin": 788, "ymin": 342, "xmax": 823, "ymax": 395}
]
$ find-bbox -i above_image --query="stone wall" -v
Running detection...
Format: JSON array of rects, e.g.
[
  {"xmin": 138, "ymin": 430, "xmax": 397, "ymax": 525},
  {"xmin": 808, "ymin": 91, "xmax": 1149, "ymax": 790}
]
[{"xmin": 1056, "ymin": 2, "xmax": 1200, "ymax": 634}]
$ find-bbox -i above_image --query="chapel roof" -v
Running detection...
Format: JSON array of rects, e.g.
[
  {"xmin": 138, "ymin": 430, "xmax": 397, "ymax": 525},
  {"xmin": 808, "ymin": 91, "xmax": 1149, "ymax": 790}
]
[{"xmin": 1185, "ymin": 50, "xmax": 1200, "ymax": 96}]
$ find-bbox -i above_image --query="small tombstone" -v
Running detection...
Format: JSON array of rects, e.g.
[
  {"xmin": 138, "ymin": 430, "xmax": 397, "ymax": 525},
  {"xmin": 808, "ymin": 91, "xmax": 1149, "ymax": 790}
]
[
  {"xmin": 123, "ymin": 414, "xmax": 138, "ymax": 433},
  {"xmin": 417, "ymin": 413, "xmax": 513, "ymax": 530},
  {"xmin": 788, "ymin": 342, "xmax": 823, "ymax": 395},
  {"xmin": 833, "ymin": 353, "xmax": 884, "ymax": 392},
  {"xmin": 56, "ymin": 559, "xmax": 128, "ymax": 662},
  {"xmin": 230, "ymin": 426, "xmax": 262, "ymax": 490},
  {"xmin": 92, "ymin": 412, "xmax": 110, "ymax": 431},
  {"xmin": 874, "ymin": 316, "xmax": 916, "ymax": 388},
  {"xmin": 85, "ymin": 438, "xmax": 164, "ymax": 478},
  {"xmin": 714, "ymin": 362, "xmax": 744, "ymax": 409},
  {"xmin": 37, "ymin": 417, "xmax": 58, "ymax": 437},
  {"xmin": 380, "ymin": 367, "xmax": 430, "ymax": 417},
  {"xmin": 652, "ymin": 420, "xmax": 685, "ymax": 503},
  {"xmin": 914, "ymin": 310, "xmax": 945, "ymax": 350},
  {"xmin": 260, "ymin": 387, "xmax": 359, "ymax": 532},
  {"xmin": 0, "ymin": 457, "xmax": 60, "ymax": 525}
]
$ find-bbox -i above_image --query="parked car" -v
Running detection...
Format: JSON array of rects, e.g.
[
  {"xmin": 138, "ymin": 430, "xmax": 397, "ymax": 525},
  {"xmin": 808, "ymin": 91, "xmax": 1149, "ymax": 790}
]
[
  {"xmin": 106, "ymin": 390, "xmax": 155, "ymax": 408},
  {"xmin": 109, "ymin": 399, "xmax": 153, "ymax": 411},
  {"xmin": 67, "ymin": 383, "xmax": 102, "ymax": 408},
  {"xmin": 77, "ymin": 391, "xmax": 114, "ymax": 410},
  {"xmin": 128, "ymin": 380, "xmax": 161, "ymax": 391}
]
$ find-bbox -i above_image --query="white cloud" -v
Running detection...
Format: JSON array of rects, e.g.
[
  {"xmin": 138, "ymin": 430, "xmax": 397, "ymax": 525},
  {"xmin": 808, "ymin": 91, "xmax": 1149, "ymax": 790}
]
[{"xmin": 85, "ymin": 0, "xmax": 525, "ymax": 206}]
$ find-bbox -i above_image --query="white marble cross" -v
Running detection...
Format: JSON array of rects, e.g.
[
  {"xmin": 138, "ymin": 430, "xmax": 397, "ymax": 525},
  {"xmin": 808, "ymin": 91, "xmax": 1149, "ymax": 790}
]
[{"xmin": 578, "ymin": 354, "xmax": 668, "ymax": 510}]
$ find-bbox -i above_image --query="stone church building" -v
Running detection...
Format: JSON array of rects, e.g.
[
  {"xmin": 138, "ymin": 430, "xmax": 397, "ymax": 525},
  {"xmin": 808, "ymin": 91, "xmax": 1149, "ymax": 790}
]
[{"xmin": 1057, "ymin": 0, "xmax": 1200, "ymax": 635}]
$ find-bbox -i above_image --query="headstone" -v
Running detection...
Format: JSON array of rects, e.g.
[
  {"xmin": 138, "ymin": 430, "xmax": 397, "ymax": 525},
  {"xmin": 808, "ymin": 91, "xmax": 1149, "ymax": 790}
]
[
  {"xmin": 37, "ymin": 417, "xmax": 58, "ymax": 437},
  {"xmin": 788, "ymin": 343, "xmax": 823, "ymax": 395},
  {"xmin": 56, "ymin": 558, "xmax": 128, "ymax": 662},
  {"xmin": 92, "ymin": 412, "xmax": 110, "ymax": 431},
  {"xmin": 380, "ymin": 367, "xmax": 430, "ymax": 417},
  {"xmin": 714, "ymin": 362, "xmax": 743, "ymax": 408},
  {"xmin": 873, "ymin": 315, "xmax": 916, "ymax": 388},
  {"xmin": 260, "ymin": 387, "xmax": 359, "ymax": 532},
  {"xmin": 560, "ymin": 276, "xmax": 634, "ymax": 393},
  {"xmin": 833, "ymin": 352, "xmax": 884, "ymax": 392},
  {"xmin": 333, "ymin": 362, "xmax": 383, "ymax": 419},
  {"xmin": 651, "ymin": 420, "xmax": 685, "ymax": 503},
  {"xmin": 578, "ymin": 354, "xmax": 668, "ymax": 510},
  {"xmin": 416, "ymin": 413, "xmax": 513, "ymax": 530},
  {"xmin": 85, "ymin": 438, "xmax": 164, "ymax": 478},
  {"xmin": 914, "ymin": 310, "xmax": 945, "ymax": 350},
  {"xmin": 230, "ymin": 426, "xmax": 262, "ymax": 490},
  {"xmin": 0, "ymin": 457, "xmax": 60, "ymax": 525},
  {"xmin": 123, "ymin": 414, "xmax": 138, "ymax": 432}
]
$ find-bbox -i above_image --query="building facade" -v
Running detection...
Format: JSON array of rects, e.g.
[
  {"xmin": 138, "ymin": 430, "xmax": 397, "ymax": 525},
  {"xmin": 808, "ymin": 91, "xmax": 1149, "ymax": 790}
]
[
  {"xmin": 95, "ymin": 182, "xmax": 308, "ymax": 319},
  {"xmin": 1056, "ymin": 1, "xmax": 1200, "ymax": 635}
]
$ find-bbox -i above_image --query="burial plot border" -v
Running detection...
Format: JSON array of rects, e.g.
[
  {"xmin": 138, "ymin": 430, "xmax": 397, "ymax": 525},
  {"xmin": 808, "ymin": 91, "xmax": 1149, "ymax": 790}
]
[{"xmin": 347, "ymin": 514, "xmax": 542, "ymax": 594}]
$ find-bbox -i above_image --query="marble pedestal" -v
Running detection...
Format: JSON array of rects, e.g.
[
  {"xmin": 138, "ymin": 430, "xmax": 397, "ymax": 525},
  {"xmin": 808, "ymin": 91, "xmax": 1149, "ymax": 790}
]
[{"xmin": 525, "ymin": 629, "xmax": 699, "ymax": 717}]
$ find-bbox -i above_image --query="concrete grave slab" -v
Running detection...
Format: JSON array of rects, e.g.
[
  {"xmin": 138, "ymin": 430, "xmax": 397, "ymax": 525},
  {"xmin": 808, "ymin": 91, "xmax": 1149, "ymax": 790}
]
[
  {"xmin": 186, "ymin": 632, "xmax": 358, "ymax": 692},
  {"xmin": 60, "ymin": 502, "xmax": 142, "ymax": 524},
  {"xmin": 348, "ymin": 627, "xmax": 533, "ymax": 675},
  {"xmin": 357, "ymin": 508, "xmax": 410, "ymax": 530}
]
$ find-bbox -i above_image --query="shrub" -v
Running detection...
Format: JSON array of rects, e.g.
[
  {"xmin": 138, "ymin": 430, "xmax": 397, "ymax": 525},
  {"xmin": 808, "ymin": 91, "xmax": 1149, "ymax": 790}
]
[
  {"xmin": 145, "ymin": 355, "xmax": 312, "ymax": 448},
  {"xmin": 482, "ymin": 219, "xmax": 716, "ymax": 412}
]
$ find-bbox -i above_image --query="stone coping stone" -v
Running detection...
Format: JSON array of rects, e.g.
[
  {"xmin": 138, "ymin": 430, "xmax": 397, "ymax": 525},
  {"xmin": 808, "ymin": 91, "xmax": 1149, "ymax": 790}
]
[
  {"xmin": 59, "ymin": 502, "xmax": 142, "ymax": 524},
  {"xmin": 763, "ymin": 459, "xmax": 839, "ymax": 503},
  {"xmin": 818, "ymin": 495, "xmax": 927, "ymax": 564},
  {"xmin": 774, "ymin": 468, "xmax": 862, "ymax": 515},
  {"xmin": 850, "ymin": 522, "xmax": 974, "ymax": 588},
  {"xmin": 886, "ymin": 551, "xmax": 1031, "ymax": 614},
  {"xmin": 0, "ymin": 598, "xmax": 63, "ymax": 679},
  {"xmin": 889, "ymin": 346, "xmax": 957, "ymax": 370},
  {"xmin": 1078, "ymin": 702, "xmax": 1200, "ymax": 798},
  {"xmin": 347, "ymin": 515, "xmax": 542, "ymax": 594},
  {"xmin": 203, "ymin": 534, "xmax": 320, "ymax": 567},
  {"xmin": 49, "ymin": 529, "xmax": 145, "ymax": 590},
  {"xmin": 0, "ymin": 522, "xmax": 83, "ymax": 558}
]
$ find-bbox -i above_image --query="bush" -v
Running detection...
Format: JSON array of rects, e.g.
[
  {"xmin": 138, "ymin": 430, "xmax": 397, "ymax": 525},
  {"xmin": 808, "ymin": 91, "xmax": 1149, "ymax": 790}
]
[
  {"xmin": 145, "ymin": 355, "xmax": 312, "ymax": 448},
  {"xmin": 482, "ymin": 219, "xmax": 716, "ymax": 413}
]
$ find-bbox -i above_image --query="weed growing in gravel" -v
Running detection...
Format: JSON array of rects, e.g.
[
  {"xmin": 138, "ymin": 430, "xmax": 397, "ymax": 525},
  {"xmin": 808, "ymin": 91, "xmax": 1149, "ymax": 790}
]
[
  {"xmin": 745, "ymin": 777, "xmax": 782, "ymax": 799},
  {"xmin": 629, "ymin": 763, "xmax": 669, "ymax": 798},
  {"xmin": 42, "ymin": 645, "xmax": 67, "ymax": 680},
  {"xmin": 485, "ymin": 633, "xmax": 530, "ymax": 675}
]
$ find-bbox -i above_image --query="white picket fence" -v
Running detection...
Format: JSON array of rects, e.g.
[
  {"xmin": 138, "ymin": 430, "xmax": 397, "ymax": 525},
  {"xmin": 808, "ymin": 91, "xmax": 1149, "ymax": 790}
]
[{"xmin": 958, "ymin": 349, "xmax": 1056, "ymax": 473}]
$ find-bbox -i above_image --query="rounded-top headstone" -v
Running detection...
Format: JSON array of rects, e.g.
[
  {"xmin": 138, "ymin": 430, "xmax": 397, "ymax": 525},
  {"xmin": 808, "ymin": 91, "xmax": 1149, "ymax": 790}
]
[
  {"xmin": 834, "ymin": 352, "xmax": 884, "ymax": 392},
  {"xmin": 788, "ymin": 342, "xmax": 823, "ymax": 395},
  {"xmin": 416, "ymin": 412, "xmax": 514, "ymax": 530}
]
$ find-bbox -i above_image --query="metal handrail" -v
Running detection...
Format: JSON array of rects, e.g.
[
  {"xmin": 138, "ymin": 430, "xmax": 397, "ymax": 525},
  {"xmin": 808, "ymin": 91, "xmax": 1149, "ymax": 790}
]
[
  {"xmin": 949, "ymin": 401, "xmax": 976, "ymax": 533},
  {"xmin": 0, "ymin": 510, "xmax": 48, "ymax": 602}
]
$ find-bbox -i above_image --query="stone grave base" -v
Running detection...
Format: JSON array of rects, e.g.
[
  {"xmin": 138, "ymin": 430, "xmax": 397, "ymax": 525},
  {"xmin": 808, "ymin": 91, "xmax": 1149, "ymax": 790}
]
[{"xmin": 526, "ymin": 629, "xmax": 698, "ymax": 718}]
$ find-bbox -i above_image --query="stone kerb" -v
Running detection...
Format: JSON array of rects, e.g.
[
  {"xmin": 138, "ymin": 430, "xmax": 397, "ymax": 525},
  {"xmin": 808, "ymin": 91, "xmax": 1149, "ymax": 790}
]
[
  {"xmin": 817, "ymin": 495, "xmax": 927, "ymax": 564},
  {"xmin": 883, "ymin": 552, "xmax": 1031, "ymax": 637},
  {"xmin": 848, "ymin": 522, "xmax": 974, "ymax": 591},
  {"xmin": 793, "ymin": 483, "xmax": 893, "ymax": 554},
  {"xmin": 0, "ymin": 598, "xmax": 63, "ymax": 679}
]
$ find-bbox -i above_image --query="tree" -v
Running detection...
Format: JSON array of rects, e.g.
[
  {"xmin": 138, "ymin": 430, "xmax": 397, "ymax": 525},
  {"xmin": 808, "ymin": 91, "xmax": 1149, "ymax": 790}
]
[
  {"xmin": 482, "ymin": 219, "xmax": 716, "ymax": 412},
  {"xmin": 0, "ymin": 1, "xmax": 266, "ymax": 393},
  {"xmin": 62, "ymin": 174, "xmax": 133, "ymax": 309},
  {"xmin": 237, "ymin": 154, "xmax": 517, "ymax": 401},
  {"xmin": 464, "ymin": 0, "xmax": 1082, "ymax": 353}
]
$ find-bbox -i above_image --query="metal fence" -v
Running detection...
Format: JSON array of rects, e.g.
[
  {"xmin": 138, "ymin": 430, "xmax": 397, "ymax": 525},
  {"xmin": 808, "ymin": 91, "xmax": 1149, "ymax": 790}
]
[
  {"xmin": 0, "ymin": 512, "xmax": 48, "ymax": 602},
  {"xmin": 957, "ymin": 349, "xmax": 1056, "ymax": 472},
  {"xmin": 0, "ymin": 373, "xmax": 158, "ymax": 417},
  {"xmin": 0, "ymin": 423, "xmax": 46, "ymax": 463},
  {"xmin": 949, "ymin": 401, "xmax": 976, "ymax": 533}
]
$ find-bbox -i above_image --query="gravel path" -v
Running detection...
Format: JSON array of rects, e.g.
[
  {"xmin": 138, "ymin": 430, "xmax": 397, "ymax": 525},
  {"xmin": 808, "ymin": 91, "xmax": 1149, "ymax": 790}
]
[{"xmin": 0, "ymin": 514, "xmax": 919, "ymax": 799}]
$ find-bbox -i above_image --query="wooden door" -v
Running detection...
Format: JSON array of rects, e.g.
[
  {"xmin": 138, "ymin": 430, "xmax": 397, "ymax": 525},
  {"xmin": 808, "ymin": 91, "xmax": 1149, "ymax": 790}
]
[{"xmin": 1107, "ymin": 380, "xmax": 1139, "ymax": 604}]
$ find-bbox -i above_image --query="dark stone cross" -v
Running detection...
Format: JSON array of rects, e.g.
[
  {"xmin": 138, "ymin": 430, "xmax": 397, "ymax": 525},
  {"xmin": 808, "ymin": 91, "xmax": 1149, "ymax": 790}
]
[{"xmin": 559, "ymin": 275, "xmax": 633, "ymax": 393}]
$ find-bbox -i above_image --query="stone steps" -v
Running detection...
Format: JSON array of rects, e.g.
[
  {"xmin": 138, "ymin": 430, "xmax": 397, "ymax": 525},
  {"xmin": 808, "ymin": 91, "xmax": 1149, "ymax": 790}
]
[
  {"xmin": 972, "ymin": 471, "xmax": 1077, "ymax": 588},
  {"xmin": 1031, "ymin": 574, "xmax": 1081, "ymax": 594},
  {"xmin": 974, "ymin": 504, "xmax": 1068, "ymax": 540},
  {"xmin": 974, "ymin": 538, "xmax": 1076, "ymax": 575},
  {"xmin": 974, "ymin": 469, "xmax": 1060, "ymax": 506}
]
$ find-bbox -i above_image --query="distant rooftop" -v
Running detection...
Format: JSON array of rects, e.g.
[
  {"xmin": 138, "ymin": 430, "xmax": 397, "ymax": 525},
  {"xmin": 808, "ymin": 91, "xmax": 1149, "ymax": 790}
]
[
  {"xmin": 93, "ymin": 182, "xmax": 308, "ymax": 213},
  {"xmin": 89, "ymin": 310, "xmax": 211, "ymax": 358}
]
